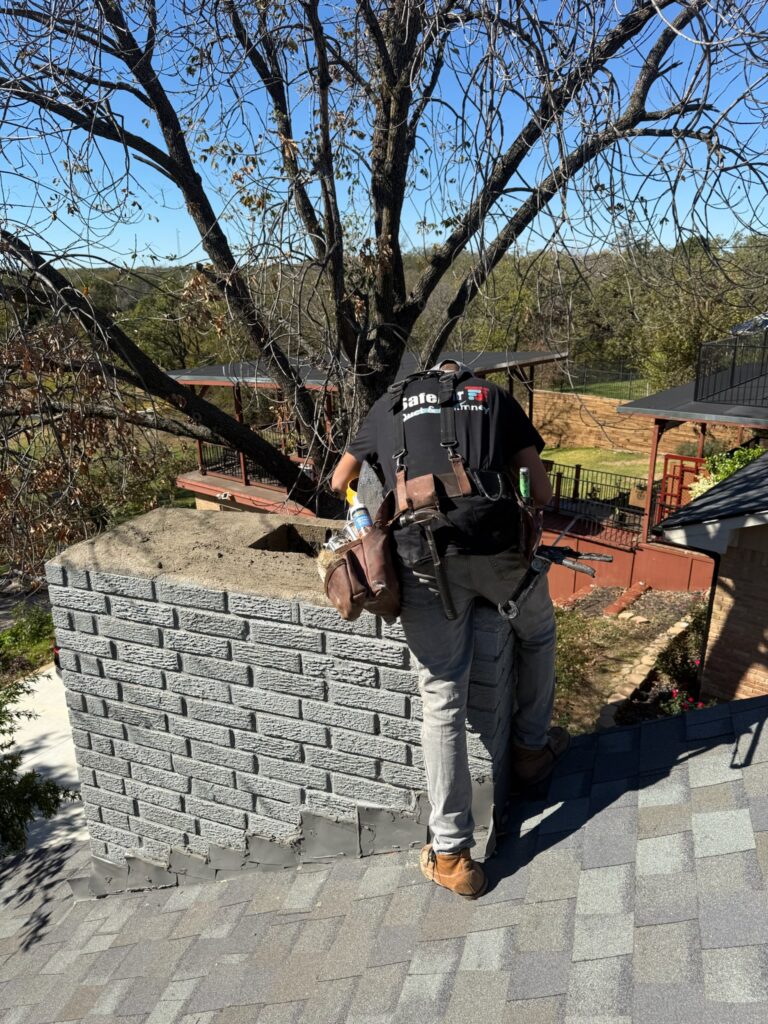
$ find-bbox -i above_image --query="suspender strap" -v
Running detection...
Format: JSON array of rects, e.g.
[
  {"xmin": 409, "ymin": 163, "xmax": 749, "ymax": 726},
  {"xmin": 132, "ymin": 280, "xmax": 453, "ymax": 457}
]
[{"xmin": 438, "ymin": 373, "xmax": 458, "ymax": 450}]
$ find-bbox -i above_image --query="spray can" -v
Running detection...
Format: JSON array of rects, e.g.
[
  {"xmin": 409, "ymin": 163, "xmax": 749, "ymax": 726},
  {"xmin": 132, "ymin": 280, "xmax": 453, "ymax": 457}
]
[
  {"xmin": 519, "ymin": 467, "xmax": 531, "ymax": 503},
  {"xmin": 346, "ymin": 479, "xmax": 373, "ymax": 536}
]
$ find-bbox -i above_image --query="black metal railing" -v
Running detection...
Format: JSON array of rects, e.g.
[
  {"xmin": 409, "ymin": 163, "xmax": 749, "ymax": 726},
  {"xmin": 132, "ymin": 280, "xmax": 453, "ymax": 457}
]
[
  {"xmin": 199, "ymin": 438, "xmax": 283, "ymax": 487},
  {"xmin": 543, "ymin": 462, "xmax": 648, "ymax": 549},
  {"xmin": 694, "ymin": 332, "xmax": 768, "ymax": 406}
]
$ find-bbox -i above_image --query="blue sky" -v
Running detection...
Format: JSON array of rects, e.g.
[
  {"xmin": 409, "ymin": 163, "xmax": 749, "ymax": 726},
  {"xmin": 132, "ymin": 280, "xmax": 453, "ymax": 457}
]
[{"xmin": 3, "ymin": 2, "xmax": 767, "ymax": 270}]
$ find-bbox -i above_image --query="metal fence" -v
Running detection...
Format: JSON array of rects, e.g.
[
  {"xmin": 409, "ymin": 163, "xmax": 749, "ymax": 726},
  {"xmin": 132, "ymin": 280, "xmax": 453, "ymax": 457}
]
[
  {"xmin": 199, "ymin": 439, "xmax": 283, "ymax": 487},
  {"xmin": 694, "ymin": 332, "xmax": 768, "ymax": 406},
  {"xmin": 543, "ymin": 461, "xmax": 648, "ymax": 549},
  {"xmin": 538, "ymin": 362, "xmax": 651, "ymax": 402}
]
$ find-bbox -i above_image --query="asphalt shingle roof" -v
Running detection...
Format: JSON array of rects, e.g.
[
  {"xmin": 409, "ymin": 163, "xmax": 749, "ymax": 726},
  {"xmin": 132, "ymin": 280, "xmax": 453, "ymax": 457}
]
[
  {"xmin": 3, "ymin": 696, "xmax": 768, "ymax": 1022},
  {"xmin": 659, "ymin": 451, "xmax": 768, "ymax": 532}
]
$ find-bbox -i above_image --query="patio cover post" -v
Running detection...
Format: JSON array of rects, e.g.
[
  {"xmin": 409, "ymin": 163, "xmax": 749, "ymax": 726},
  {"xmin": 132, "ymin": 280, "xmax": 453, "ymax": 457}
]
[
  {"xmin": 697, "ymin": 421, "xmax": 708, "ymax": 459},
  {"xmin": 233, "ymin": 384, "xmax": 249, "ymax": 487},
  {"xmin": 642, "ymin": 418, "xmax": 666, "ymax": 538}
]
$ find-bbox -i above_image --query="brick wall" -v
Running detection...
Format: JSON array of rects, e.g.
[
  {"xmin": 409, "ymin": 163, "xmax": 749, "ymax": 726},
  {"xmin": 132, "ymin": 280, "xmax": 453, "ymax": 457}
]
[
  {"xmin": 535, "ymin": 391, "xmax": 744, "ymax": 455},
  {"xmin": 702, "ymin": 523, "xmax": 768, "ymax": 701},
  {"xmin": 47, "ymin": 511, "xmax": 516, "ymax": 889}
]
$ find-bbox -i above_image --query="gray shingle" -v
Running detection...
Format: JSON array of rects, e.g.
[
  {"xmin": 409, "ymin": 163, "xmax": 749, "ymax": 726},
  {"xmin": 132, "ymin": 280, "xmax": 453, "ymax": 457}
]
[
  {"xmin": 633, "ymin": 920, "xmax": 701, "ymax": 984},
  {"xmin": 524, "ymin": 849, "xmax": 582, "ymax": 904},
  {"xmin": 571, "ymin": 912, "xmax": 634, "ymax": 961},
  {"xmin": 703, "ymin": 946, "xmax": 768, "ymax": 1003},
  {"xmin": 634, "ymin": 872, "xmax": 699, "ymax": 927},
  {"xmin": 699, "ymin": 890, "xmax": 768, "ymax": 948},
  {"xmin": 408, "ymin": 937, "xmax": 464, "ymax": 975},
  {"xmin": 691, "ymin": 779, "xmax": 749, "ymax": 814},
  {"xmin": 443, "ymin": 970, "xmax": 510, "ymax": 1024},
  {"xmin": 688, "ymin": 745, "xmax": 742, "ymax": 789},
  {"xmin": 565, "ymin": 955, "xmax": 632, "ymax": 1018},
  {"xmin": 457, "ymin": 927, "xmax": 513, "ymax": 971},
  {"xmin": 582, "ymin": 807, "xmax": 637, "ymax": 869},
  {"xmin": 692, "ymin": 808, "xmax": 756, "ymax": 859},
  {"xmin": 505, "ymin": 995, "xmax": 564, "ymax": 1024},
  {"xmin": 636, "ymin": 831, "xmax": 694, "ymax": 877},
  {"xmin": 637, "ymin": 768, "xmax": 689, "ymax": 809},
  {"xmin": 576, "ymin": 864, "xmax": 634, "ymax": 916},
  {"xmin": 514, "ymin": 899, "xmax": 574, "ymax": 954},
  {"xmin": 507, "ymin": 952, "xmax": 571, "ymax": 1000},
  {"xmin": 346, "ymin": 963, "xmax": 408, "ymax": 1024},
  {"xmin": 392, "ymin": 972, "xmax": 454, "ymax": 1024}
]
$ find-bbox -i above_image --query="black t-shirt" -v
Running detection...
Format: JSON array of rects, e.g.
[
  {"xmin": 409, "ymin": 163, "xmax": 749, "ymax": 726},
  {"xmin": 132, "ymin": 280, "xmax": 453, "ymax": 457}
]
[{"xmin": 348, "ymin": 371, "xmax": 543, "ymax": 564}]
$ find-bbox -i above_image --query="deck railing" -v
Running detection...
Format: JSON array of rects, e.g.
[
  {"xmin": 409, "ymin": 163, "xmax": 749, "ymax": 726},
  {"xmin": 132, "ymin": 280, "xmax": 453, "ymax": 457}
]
[
  {"xmin": 543, "ymin": 462, "xmax": 648, "ymax": 549},
  {"xmin": 694, "ymin": 332, "xmax": 768, "ymax": 406}
]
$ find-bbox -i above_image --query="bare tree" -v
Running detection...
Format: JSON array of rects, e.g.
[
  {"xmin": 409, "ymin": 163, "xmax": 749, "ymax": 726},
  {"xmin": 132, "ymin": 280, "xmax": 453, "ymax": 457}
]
[{"xmin": 2, "ymin": 0, "xmax": 768, "ymax": 571}]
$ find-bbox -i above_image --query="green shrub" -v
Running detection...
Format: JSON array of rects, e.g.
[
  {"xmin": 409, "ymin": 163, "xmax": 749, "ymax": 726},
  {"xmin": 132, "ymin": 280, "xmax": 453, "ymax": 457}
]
[
  {"xmin": 689, "ymin": 446, "xmax": 766, "ymax": 499},
  {"xmin": 656, "ymin": 598, "xmax": 709, "ymax": 689},
  {"xmin": 555, "ymin": 608, "xmax": 593, "ymax": 695},
  {"xmin": 0, "ymin": 677, "xmax": 74, "ymax": 855},
  {"xmin": 0, "ymin": 604, "xmax": 55, "ymax": 683}
]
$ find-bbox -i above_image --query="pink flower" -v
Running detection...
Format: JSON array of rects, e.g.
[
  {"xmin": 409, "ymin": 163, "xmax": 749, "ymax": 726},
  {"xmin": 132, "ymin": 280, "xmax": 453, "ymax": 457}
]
[
  {"xmin": 697, "ymin": 702, "xmax": 704, "ymax": 708},
  {"xmin": 687, "ymin": 697, "xmax": 694, "ymax": 703},
  {"xmin": 672, "ymin": 689, "xmax": 678, "ymax": 699}
]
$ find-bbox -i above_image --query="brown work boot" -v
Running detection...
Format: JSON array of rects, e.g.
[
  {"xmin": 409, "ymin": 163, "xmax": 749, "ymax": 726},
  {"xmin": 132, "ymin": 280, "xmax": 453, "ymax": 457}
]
[
  {"xmin": 511, "ymin": 726, "xmax": 571, "ymax": 789},
  {"xmin": 419, "ymin": 844, "xmax": 488, "ymax": 900}
]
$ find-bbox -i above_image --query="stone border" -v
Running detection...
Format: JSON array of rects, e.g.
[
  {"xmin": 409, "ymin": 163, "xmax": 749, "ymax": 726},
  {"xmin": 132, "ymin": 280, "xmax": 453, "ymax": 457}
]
[
  {"xmin": 597, "ymin": 616, "xmax": 692, "ymax": 730},
  {"xmin": 602, "ymin": 580, "xmax": 651, "ymax": 617}
]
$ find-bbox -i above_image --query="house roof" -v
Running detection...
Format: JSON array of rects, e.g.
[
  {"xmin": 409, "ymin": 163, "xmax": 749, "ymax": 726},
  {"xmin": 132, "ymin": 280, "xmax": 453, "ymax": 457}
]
[
  {"xmin": 168, "ymin": 349, "xmax": 565, "ymax": 388},
  {"xmin": 657, "ymin": 451, "xmax": 768, "ymax": 553},
  {"xmin": 618, "ymin": 379, "xmax": 768, "ymax": 429}
]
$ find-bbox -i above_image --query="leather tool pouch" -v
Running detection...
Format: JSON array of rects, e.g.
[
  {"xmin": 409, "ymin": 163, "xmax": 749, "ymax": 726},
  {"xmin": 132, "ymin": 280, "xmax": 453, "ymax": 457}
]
[{"xmin": 323, "ymin": 494, "xmax": 401, "ymax": 622}]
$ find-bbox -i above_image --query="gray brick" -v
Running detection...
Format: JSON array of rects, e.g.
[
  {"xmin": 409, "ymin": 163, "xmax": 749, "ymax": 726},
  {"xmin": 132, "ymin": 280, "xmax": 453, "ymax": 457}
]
[
  {"xmin": 71, "ymin": 727, "xmax": 91, "ymax": 749},
  {"xmin": 328, "ymin": 659, "xmax": 378, "ymax": 688},
  {"xmin": 182, "ymin": 652, "xmax": 249, "ymax": 685},
  {"xmin": 45, "ymin": 560, "xmax": 67, "ymax": 586},
  {"xmin": 167, "ymin": 714, "xmax": 232, "ymax": 747},
  {"xmin": 103, "ymin": 808, "xmax": 131, "ymax": 830},
  {"xmin": 186, "ymin": 795, "xmax": 247, "ymax": 829},
  {"xmin": 166, "ymin": 672, "xmax": 230, "ymax": 703},
  {"xmin": 81, "ymin": 785, "xmax": 137, "ymax": 816},
  {"xmin": 58, "ymin": 630, "xmax": 113, "ymax": 658},
  {"xmin": 325, "ymin": 634, "xmax": 407, "ymax": 667},
  {"xmin": 381, "ymin": 618, "xmax": 406, "ymax": 642},
  {"xmin": 258, "ymin": 714, "xmax": 329, "ymax": 746},
  {"xmin": 198, "ymin": 819, "xmax": 247, "ymax": 850},
  {"xmin": 90, "ymin": 571, "xmax": 155, "ymax": 599},
  {"xmin": 379, "ymin": 762, "xmax": 426, "ymax": 789},
  {"xmin": 186, "ymin": 697, "xmax": 252, "ymax": 730},
  {"xmin": 77, "ymin": 748, "xmax": 131, "ymax": 777},
  {"xmin": 48, "ymin": 586, "xmax": 108, "ymax": 613},
  {"xmin": 89, "ymin": 821, "xmax": 137, "ymax": 849},
  {"xmin": 305, "ymin": 789, "xmax": 358, "ymax": 821},
  {"xmin": 91, "ymin": 733, "xmax": 113, "ymax": 754},
  {"xmin": 98, "ymin": 617, "xmax": 161, "ymax": 647},
  {"xmin": 125, "ymin": 778, "xmax": 184, "ymax": 811},
  {"xmin": 121, "ymin": 682, "xmax": 183, "ymax": 714},
  {"xmin": 379, "ymin": 666, "xmax": 419, "ymax": 695},
  {"xmin": 127, "ymin": 724, "xmax": 189, "ymax": 755},
  {"xmin": 302, "ymin": 700, "xmax": 376, "ymax": 734},
  {"xmin": 105, "ymin": 700, "xmax": 167, "ymax": 732},
  {"xmin": 59, "ymin": 649, "xmax": 81, "ymax": 673},
  {"xmin": 246, "ymin": 813, "xmax": 298, "ymax": 841},
  {"xmin": 231, "ymin": 686, "xmax": 300, "ymax": 717},
  {"xmin": 128, "ymin": 814, "xmax": 186, "ymax": 849},
  {"xmin": 173, "ymin": 755, "xmax": 234, "ymax": 788},
  {"xmin": 138, "ymin": 801, "xmax": 197, "ymax": 835},
  {"xmin": 176, "ymin": 606, "xmax": 246, "ymax": 638},
  {"xmin": 234, "ymin": 731, "xmax": 301, "ymax": 761},
  {"xmin": 299, "ymin": 602, "xmax": 379, "ymax": 635},
  {"xmin": 108, "ymin": 595, "xmax": 177, "ymax": 627},
  {"xmin": 191, "ymin": 778, "xmax": 253, "ymax": 811},
  {"xmin": 115, "ymin": 641, "xmax": 179, "ymax": 672},
  {"xmin": 302, "ymin": 654, "xmax": 334, "ymax": 678},
  {"xmin": 329, "ymin": 682, "xmax": 407, "ymax": 717},
  {"xmin": 379, "ymin": 716, "xmax": 422, "ymax": 745},
  {"xmin": 73, "ymin": 611, "xmax": 97, "ymax": 633},
  {"xmin": 131, "ymin": 762, "xmax": 191, "ymax": 793},
  {"xmin": 113, "ymin": 738, "xmax": 173, "ymax": 770},
  {"xmin": 332, "ymin": 729, "xmax": 408, "ymax": 764},
  {"xmin": 256, "ymin": 796, "xmax": 302, "ymax": 826},
  {"xmin": 79, "ymin": 653, "xmax": 103, "ymax": 676},
  {"xmin": 102, "ymin": 659, "xmax": 165, "ymax": 689},
  {"xmin": 332, "ymin": 772, "xmax": 412, "ymax": 809},
  {"xmin": 231, "ymin": 640, "xmax": 302, "ymax": 673},
  {"xmin": 52, "ymin": 607, "xmax": 73, "ymax": 631},
  {"xmin": 165, "ymin": 630, "xmax": 230, "ymax": 659},
  {"xmin": 252, "ymin": 666, "xmax": 325, "ymax": 700},
  {"xmin": 62, "ymin": 670, "xmax": 119, "ymax": 700},
  {"xmin": 229, "ymin": 592, "xmax": 297, "ymax": 621},
  {"xmin": 306, "ymin": 745, "xmax": 378, "ymax": 779},
  {"xmin": 95, "ymin": 769, "xmax": 127, "ymax": 793},
  {"xmin": 258, "ymin": 755, "xmax": 328, "ymax": 790},
  {"xmin": 249, "ymin": 620, "xmax": 324, "ymax": 652},
  {"xmin": 190, "ymin": 739, "xmax": 254, "ymax": 773},
  {"xmin": 237, "ymin": 773, "xmax": 301, "ymax": 804}
]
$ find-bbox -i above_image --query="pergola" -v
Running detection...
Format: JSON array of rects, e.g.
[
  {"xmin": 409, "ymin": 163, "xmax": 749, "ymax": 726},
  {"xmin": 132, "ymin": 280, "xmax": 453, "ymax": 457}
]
[
  {"xmin": 169, "ymin": 348, "xmax": 566, "ymax": 504},
  {"xmin": 618, "ymin": 342, "xmax": 768, "ymax": 536}
]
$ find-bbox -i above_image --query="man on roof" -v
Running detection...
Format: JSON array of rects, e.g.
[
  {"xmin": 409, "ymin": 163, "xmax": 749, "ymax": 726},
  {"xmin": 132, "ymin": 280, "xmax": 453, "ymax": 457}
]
[{"xmin": 331, "ymin": 358, "xmax": 568, "ymax": 900}]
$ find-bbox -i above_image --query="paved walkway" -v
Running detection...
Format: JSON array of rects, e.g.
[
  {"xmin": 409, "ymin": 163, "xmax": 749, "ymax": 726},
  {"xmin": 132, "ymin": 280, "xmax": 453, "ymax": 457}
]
[{"xmin": 3, "ymin": 687, "xmax": 768, "ymax": 1021}]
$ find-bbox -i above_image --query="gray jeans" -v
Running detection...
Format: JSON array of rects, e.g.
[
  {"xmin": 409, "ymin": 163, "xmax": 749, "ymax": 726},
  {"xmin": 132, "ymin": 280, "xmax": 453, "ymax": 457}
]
[{"xmin": 399, "ymin": 549, "xmax": 557, "ymax": 854}]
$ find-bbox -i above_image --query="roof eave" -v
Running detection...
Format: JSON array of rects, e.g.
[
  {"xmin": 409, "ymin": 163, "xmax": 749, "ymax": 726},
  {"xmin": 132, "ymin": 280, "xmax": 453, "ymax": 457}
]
[{"xmin": 659, "ymin": 510, "xmax": 768, "ymax": 554}]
